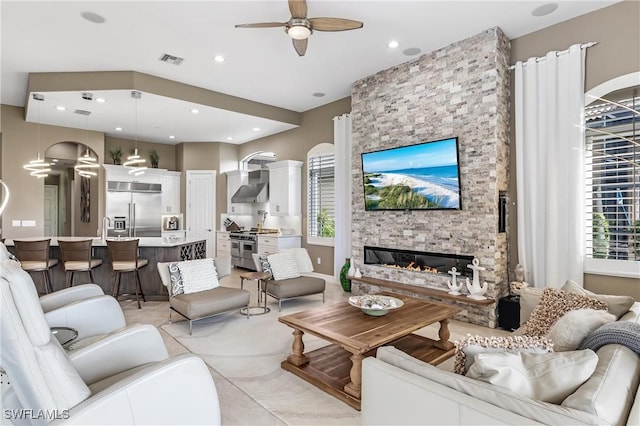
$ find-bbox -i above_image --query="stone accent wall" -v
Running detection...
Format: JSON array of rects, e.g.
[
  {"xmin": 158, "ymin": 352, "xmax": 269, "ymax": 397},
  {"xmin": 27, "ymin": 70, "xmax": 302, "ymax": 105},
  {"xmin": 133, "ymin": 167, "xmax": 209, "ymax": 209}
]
[{"xmin": 350, "ymin": 28, "xmax": 511, "ymax": 327}]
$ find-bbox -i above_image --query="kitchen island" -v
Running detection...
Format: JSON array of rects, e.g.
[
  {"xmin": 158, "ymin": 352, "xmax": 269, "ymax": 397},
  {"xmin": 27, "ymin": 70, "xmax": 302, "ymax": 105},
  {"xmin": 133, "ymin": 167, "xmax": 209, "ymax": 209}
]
[{"xmin": 4, "ymin": 237, "xmax": 206, "ymax": 299}]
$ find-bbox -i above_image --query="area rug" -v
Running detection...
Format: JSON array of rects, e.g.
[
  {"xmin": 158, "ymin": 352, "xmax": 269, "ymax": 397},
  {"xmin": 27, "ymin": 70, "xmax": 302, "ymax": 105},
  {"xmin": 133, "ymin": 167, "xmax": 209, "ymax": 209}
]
[{"xmin": 161, "ymin": 282, "xmax": 509, "ymax": 426}]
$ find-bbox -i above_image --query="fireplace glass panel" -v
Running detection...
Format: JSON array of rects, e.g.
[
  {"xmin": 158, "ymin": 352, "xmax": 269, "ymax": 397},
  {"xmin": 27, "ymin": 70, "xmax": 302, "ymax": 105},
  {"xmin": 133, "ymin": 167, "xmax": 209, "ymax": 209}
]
[{"xmin": 364, "ymin": 246, "xmax": 474, "ymax": 277}]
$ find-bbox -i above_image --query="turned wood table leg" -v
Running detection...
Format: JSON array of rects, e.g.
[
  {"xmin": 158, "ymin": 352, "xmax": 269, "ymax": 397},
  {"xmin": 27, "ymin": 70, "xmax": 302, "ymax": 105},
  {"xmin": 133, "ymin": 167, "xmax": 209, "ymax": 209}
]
[
  {"xmin": 434, "ymin": 318, "xmax": 454, "ymax": 351},
  {"xmin": 344, "ymin": 353, "xmax": 363, "ymax": 399},
  {"xmin": 286, "ymin": 328, "xmax": 309, "ymax": 366}
]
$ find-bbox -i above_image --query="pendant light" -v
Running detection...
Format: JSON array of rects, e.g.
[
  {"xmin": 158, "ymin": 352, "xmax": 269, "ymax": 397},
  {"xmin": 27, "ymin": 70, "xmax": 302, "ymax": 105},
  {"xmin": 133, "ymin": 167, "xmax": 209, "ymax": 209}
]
[
  {"xmin": 123, "ymin": 90, "xmax": 146, "ymax": 176},
  {"xmin": 22, "ymin": 93, "xmax": 51, "ymax": 178},
  {"xmin": 74, "ymin": 92, "xmax": 99, "ymax": 178}
]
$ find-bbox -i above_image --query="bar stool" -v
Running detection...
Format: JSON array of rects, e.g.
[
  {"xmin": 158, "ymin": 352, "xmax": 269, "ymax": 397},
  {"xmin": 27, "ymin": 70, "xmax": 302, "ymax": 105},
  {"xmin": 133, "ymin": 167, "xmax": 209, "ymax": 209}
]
[
  {"xmin": 106, "ymin": 239, "xmax": 147, "ymax": 309},
  {"xmin": 13, "ymin": 239, "xmax": 58, "ymax": 294},
  {"xmin": 58, "ymin": 239, "xmax": 102, "ymax": 287}
]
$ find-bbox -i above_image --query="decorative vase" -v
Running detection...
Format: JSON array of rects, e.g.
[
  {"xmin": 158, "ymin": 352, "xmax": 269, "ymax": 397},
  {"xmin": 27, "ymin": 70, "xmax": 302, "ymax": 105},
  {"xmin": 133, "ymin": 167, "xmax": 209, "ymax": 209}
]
[
  {"xmin": 339, "ymin": 258, "xmax": 352, "ymax": 292},
  {"xmin": 348, "ymin": 262, "xmax": 356, "ymax": 277},
  {"xmin": 354, "ymin": 267, "xmax": 362, "ymax": 278}
]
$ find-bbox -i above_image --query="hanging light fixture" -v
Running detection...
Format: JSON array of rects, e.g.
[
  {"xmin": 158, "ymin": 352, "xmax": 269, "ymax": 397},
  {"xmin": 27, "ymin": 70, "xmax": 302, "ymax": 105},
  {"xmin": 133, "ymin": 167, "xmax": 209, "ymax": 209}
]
[
  {"xmin": 0, "ymin": 179, "xmax": 10, "ymax": 217},
  {"xmin": 74, "ymin": 92, "xmax": 99, "ymax": 178},
  {"xmin": 123, "ymin": 90, "xmax": 146, "ymax": 176},
  {"xmin": 22, "ymin": 93, "xmax": 51, "ymax": 178}
]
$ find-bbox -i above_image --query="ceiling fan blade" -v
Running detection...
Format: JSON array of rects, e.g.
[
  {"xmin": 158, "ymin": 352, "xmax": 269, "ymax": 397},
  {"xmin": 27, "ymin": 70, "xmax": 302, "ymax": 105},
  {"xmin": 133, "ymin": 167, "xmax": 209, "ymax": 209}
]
[
  {"xmin": 309, "ymin": 17, "xmax": 364, "ymax": 31},
  {"xmin": 289, "ymin": 0, "xmax": 308, "ymax": 18},
  {"xmin": 292, "ymin": 38, "xmax": 308, "ymax": 56},
  {"xmin": 235, "ymin": 22, "xmax": 287, "ymax": 29}
]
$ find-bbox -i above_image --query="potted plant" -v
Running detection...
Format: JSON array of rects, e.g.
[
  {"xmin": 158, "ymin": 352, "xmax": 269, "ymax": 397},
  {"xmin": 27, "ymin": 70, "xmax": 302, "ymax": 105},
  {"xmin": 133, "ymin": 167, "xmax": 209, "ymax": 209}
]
[
  {"xmin": 149, "ymin": 149, "xmax": 159, "ymax": 168},
  {"xmin": 108, "ymin": 146, "xmax": 122, "ymax": 165},
  {"xmin": 592, "ymin": 212, "xmax": 610, "ymax": 259}
]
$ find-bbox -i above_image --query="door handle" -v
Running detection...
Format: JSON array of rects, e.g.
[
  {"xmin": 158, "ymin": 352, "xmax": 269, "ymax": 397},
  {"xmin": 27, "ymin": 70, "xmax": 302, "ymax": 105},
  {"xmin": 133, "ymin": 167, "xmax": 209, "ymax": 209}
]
[{"xmin": 207, "ymin": 229, "xmax": 212, "ymax": 232}]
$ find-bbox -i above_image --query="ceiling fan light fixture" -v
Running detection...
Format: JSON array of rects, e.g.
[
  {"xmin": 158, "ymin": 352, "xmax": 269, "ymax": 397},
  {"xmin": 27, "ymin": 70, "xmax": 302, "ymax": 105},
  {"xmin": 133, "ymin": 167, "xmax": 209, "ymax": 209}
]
[{"xmin": 286, "ymin": 20, "xmax": 312, "ymax": 40}]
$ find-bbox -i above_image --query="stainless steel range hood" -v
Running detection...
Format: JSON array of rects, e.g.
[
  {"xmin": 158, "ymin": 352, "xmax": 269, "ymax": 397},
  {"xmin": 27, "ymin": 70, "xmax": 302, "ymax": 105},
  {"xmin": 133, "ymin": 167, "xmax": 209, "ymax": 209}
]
[{"xmin": 230, "ymin": 169, "xmax": 269, "ymax": 203}]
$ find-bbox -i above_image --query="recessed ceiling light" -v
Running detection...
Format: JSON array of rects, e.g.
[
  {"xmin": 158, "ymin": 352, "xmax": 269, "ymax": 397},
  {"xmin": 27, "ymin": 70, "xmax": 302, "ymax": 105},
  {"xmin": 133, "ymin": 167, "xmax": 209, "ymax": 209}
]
[
  {"xmin": 226, "ymin": 137, "xmax": 233, "ymax": 141},
  {"xmin": 80, "ymin": 11, "xmax": 105, "ymax": 24},
  {"xmin": 388, "ymin": 40, "xmax": 399, "ymax": 49},
  {"xmin": 95, "ymin": 97, "xmax": 106, "ymax": 103},
  {"xmin": 252, "ymin": 127, "xmax": 261, "ymax": 131},
  {"xmin": 169, "ymin": 135, "xmax": 176, "ymax": 139},
  {"xmin": 55, "ymin": 105, "xmax": 66, "ymax": 111},
  {"xmin": 52, "ymin": 159, "xmax": 59, "ymax": 163},
  {"xmin": 114, "ymin": 127, "xmax": 123, "ymax": 131},
  {"xmin": 190, "ymin": 108, "xmax": 199, "ymax": 114},
  {"xmin": 214, "ymin": 55, "xmax": 225, "ymax": 62},
  {"xmin": 312, "ymin": 92, "xmax": 325, "ymax": 97},
  {"xmin": 403, "ymin": 47, "xmax": 421, "ymax": 56},
  {"xmin": 532, "ymin": 3, "xmax": 558, "ymax": 17}
]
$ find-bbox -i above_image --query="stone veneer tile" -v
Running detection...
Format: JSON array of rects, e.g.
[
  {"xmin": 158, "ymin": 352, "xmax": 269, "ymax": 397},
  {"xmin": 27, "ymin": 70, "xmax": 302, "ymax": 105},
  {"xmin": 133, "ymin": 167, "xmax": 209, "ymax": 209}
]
[{"xmin": 350, "ymin": 27, "xmax": 510, "ymax": 327}]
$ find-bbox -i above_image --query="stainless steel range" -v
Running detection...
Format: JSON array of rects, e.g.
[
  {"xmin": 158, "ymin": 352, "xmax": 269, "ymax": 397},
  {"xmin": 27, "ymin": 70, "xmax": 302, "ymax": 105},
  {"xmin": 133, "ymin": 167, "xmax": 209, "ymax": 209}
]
[{"xmin": 229, "ymin": 229, "xmax": 279, "ymax": 270}]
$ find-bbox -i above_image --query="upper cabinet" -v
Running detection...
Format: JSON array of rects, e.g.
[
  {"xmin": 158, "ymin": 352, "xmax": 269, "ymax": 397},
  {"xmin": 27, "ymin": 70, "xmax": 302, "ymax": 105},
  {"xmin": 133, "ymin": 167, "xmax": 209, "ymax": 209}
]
[
  {"xmin": 267, "ymin": 160, "xmax": 303, "ymax": 216},
  {"xmin": 161, "ymin": 171, "xmax": 181, "ymax": 214},
  {"xmin": 226, "ymin": 170, "xmax": 252, "ymax": 215},
  {"xmin": 103, "ymin": 165, "xmax": 181, "ymax": 213}
]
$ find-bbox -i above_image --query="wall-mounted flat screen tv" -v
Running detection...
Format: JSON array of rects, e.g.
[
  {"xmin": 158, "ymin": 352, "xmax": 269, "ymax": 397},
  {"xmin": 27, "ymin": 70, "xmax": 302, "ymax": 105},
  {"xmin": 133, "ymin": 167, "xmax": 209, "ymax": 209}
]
[{"xmin": 361, "ymin": 137, "xmax": 462, "ymax": 211}]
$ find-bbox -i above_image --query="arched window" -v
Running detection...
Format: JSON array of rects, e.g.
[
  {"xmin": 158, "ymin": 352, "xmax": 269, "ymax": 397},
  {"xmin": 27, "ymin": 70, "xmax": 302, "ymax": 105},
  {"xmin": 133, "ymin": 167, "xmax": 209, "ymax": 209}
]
[
  {"xmin": 584, "ymin": 73, "xmax": 639, "ymax": 277},
  {"xmin": 241, "ymin": 151, "xmax": 276, "ymax": 170},
  {"xmin": 307, "ymin": 143, "xmax": 335, "ymax": 246}
]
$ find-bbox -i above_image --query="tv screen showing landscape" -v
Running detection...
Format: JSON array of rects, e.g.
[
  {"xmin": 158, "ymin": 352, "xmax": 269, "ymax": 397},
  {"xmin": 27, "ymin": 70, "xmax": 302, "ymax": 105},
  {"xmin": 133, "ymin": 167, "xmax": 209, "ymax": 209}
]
[{"xmin": 361, "ymin": 137, "xmax": 462, "ymax": 211}]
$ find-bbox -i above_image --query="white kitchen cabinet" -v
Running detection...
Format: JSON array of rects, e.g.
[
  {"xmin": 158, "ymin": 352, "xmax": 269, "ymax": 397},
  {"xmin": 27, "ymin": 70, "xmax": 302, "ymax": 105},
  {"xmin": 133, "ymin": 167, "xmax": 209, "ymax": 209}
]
[
  {"xmin": 216, "ymin": 231, "xmax": 231, "ymax": 257},
  {"xmin": 266, "ymin": 160, "xmax": 303, "ymax": 216},
  {"xmin": 257, "ymin": 235, "xmax": 301, "ymax": 256},
  {"xmin": 161, "ymin": 172, "xmax": 181, "ymax": 214},
  {"xmin": 226, "ymin": 170, "xmax": 252, "ymax": 215}
]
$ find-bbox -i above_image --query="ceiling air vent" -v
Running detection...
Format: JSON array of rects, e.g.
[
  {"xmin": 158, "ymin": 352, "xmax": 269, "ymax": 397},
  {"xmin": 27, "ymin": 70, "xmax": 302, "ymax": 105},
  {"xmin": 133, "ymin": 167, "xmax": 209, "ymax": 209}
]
[
  {"xmin": 159, "ymin": 53, "xmax": 184, "ymax": 65},
  {"xmin": 74, "ymin": 109, "xmax": 92, "ymax": 116}
]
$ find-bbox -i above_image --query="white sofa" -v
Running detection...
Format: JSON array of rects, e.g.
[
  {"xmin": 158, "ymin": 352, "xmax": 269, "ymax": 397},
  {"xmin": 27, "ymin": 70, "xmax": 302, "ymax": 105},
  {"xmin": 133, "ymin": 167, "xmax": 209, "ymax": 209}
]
[{"xmin": 362, "ymin": 301, "xmax": 640, "ymax": 425}]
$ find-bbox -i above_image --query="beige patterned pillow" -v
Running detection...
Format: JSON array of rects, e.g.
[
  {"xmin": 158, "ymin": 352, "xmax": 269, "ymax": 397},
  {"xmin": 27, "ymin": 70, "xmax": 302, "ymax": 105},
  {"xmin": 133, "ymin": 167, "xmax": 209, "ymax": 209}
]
[
  {"xmin": 453, "ymin": 334, "xmax": 554, "ymax": 375},
  {"xmin": 521, "ymin": 288, "xmax": 607, "ymax": 337}
]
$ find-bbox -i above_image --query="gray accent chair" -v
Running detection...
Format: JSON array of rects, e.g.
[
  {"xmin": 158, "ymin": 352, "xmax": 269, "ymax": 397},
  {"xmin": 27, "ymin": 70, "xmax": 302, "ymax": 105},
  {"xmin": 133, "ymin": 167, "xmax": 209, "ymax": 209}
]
[
  {"xmin": 252, "ymin": 253, "xmax": 326, "ymax": 311},
  {"xmin": 157, "ymin": 255, "xmax": 250, "ymax": 335}
]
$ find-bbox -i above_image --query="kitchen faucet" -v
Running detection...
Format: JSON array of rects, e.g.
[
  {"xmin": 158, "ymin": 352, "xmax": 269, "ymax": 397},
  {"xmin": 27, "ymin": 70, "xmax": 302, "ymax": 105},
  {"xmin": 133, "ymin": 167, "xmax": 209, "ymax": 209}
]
[{"xmin": 102, "ymin": 216, "xmax": 111, "ymax": 241}]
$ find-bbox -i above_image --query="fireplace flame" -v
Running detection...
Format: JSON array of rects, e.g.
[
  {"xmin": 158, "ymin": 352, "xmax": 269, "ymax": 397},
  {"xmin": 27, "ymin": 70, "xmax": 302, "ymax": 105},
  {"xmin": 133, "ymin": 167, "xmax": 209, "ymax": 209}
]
[{"xmin": 383, "ymin": 262, "xmax": 439, "ymax": 274}]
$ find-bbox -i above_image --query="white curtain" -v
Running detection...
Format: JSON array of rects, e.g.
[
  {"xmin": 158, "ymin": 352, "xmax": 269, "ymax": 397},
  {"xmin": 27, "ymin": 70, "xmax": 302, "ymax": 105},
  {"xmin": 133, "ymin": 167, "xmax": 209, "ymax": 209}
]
[
  {"xmin": 515, "ymin": 44, "xmax": 586, "ymax": 288},
  {"xmin": 333, "ymin": 113, "xmax": 353, "ymax": 278}
]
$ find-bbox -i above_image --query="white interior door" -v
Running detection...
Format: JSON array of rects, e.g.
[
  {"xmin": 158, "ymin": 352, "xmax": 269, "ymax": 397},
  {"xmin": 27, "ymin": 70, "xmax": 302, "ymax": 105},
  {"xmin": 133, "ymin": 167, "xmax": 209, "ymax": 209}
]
[
  {"xmin": 44, "ymin": 185, "xmax": 58, "ymax": 236},
  {"xmin": 186, "ymin": 170, "xmax": 216, "ymax": 257}
]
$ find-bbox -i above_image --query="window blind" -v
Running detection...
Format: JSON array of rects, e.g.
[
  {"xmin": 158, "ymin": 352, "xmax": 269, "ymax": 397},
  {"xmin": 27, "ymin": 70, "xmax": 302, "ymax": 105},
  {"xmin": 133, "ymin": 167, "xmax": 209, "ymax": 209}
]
[
  {"xmin": 308, "ymin": 153, "xmax": 335, "ymax": 238},
  {"xmin": 584, "ymin": 95, "xmax": 639, "ymax": 261}
]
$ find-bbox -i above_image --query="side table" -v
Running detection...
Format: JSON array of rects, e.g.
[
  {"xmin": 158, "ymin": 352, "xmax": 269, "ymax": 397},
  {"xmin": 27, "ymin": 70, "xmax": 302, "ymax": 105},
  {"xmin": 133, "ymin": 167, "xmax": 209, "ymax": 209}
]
[
  {"xmin": 51, "ymin": 326, "xmax": 79, "ymax": 349},
  {"xmin": 239, "ymin": 271, "xmax": 271, "ymax": 316},
  {"xmin": 498, "ymin": 295, "xmax": 520, "ymax": 331}
]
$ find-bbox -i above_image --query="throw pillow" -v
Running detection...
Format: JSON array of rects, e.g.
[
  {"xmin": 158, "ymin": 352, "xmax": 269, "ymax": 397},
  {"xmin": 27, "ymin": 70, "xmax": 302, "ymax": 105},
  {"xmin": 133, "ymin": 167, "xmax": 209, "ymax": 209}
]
[
  {"xmin": 519, "ymin": 287, "xmax": 544, "ymax": 326},
  {"xmin": 176, "ymin": 258, "xmax": 219, "ymax": 294},
  {"xmin": 168, "ymin": 262, "xmax": 185, "ymax": 296},
  {"xmin": 578, "ymin": 321, "xmax": 640, "ymax": 355},
  {"xmin": 546, "ymin": 309, "xmax": 616, "ymax": 351},
  {"xmin": 267, "ymin": 251, "xmax": 300, "ymax": 281},
  {"xmin": 453, "ymin": 334, "xmax": 554, "ymax": 375},
  {"xmin": 258, "ymin": 255, "xmax": 272, "ymax": 274},
  {"xmin": 562, "ymin": 280, "xmax": 635, "ymax": 319},
  {"xmin": 521, "ymin": 288, "xmax": 607, "ymax": 337},
  {"xmin": 466, "ymin": 349, "xmax": 598, "ymax": 404},
  {"xmin": 284, "ymin": 248, "xmax": 314, "ymax": 274}
]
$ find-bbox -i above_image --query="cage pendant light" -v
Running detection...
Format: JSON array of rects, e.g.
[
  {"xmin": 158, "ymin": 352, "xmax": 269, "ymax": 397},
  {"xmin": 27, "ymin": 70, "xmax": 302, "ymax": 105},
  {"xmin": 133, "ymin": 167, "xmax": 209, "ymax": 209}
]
[
  {"xmin": 123, "ymin": 90, "xmax": 146, "ymax": 176},
  {"xmin": 74, "ymin": 93, "xmax": 99, "ymax": 178},
  {"xmin": 22, "ymin": 93, "xmax": 51, "ymax": 178}
]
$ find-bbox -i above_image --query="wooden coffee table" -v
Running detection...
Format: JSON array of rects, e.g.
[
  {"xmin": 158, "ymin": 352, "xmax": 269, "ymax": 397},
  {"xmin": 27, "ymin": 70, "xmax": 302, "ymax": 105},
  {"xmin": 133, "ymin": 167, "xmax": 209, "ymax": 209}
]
[{"xmin": 278, "ymin": 293, "xmax": 460, "ymax": 410}]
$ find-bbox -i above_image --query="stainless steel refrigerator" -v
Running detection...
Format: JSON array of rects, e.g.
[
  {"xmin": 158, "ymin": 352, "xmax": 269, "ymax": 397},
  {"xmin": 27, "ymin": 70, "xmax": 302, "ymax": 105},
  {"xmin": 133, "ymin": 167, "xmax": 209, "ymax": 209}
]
[{"xmin": 106, "ymin": 181, "xmax": 162, "ymax": 237}]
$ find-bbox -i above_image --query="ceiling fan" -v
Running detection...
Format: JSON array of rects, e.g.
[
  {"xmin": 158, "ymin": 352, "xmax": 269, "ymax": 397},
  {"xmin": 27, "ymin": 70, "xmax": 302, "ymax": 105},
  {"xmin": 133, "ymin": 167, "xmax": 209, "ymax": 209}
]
[{"xmin": 235, "ymin": 0, "xmax": 363, "ymax": 56}]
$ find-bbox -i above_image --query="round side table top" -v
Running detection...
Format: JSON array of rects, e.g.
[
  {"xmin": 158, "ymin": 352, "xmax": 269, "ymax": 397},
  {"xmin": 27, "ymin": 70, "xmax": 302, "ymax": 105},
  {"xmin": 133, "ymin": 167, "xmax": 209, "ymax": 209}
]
[{"xmin": 239, "ymin": 271, "xmax": 271, "ymax": 281}]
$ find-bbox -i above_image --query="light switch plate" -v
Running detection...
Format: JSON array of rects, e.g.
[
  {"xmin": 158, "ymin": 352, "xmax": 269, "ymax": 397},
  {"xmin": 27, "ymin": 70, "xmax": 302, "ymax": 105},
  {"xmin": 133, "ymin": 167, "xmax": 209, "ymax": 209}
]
[
  {"xmin": 12, "ymin": 220, "xmax": 21, "ymax": 227},
  {"xmin": 22, "ymin": 220, "xmax": 36, "ymax": 227}
]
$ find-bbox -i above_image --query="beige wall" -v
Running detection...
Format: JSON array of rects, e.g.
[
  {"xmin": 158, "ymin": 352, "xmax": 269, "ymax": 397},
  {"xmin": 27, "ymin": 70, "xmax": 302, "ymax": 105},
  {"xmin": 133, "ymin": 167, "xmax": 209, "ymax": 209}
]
[
  {"xmin": 0, "ymin": 104, "xmax": 104, "ymax": 238},
  {"xmin": 508, "ymin": 1, "xmax": 640, "ymax": 295},
  {"xmin": 238, "ymin": 98, "xmax": 352, "ymax": 275}
]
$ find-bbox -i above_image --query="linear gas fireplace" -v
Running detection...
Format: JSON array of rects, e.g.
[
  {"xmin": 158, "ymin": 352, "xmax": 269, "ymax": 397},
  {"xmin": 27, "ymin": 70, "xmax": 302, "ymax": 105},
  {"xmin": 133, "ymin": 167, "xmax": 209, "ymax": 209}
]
[{"xmin": 364, "ymin": 246, "xmax": 475, "ymax": 277}]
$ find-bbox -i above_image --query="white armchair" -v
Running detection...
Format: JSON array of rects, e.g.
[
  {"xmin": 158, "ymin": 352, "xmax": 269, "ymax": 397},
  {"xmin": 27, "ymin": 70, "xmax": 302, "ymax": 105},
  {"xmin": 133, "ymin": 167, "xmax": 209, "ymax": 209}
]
[
  {"xmin": 0, "ymin": 259, "xmax": 221, "ymax": 425},
  {"xmin": 1, "ymin": 242, "xmax": 126, "ymax": 341}
]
